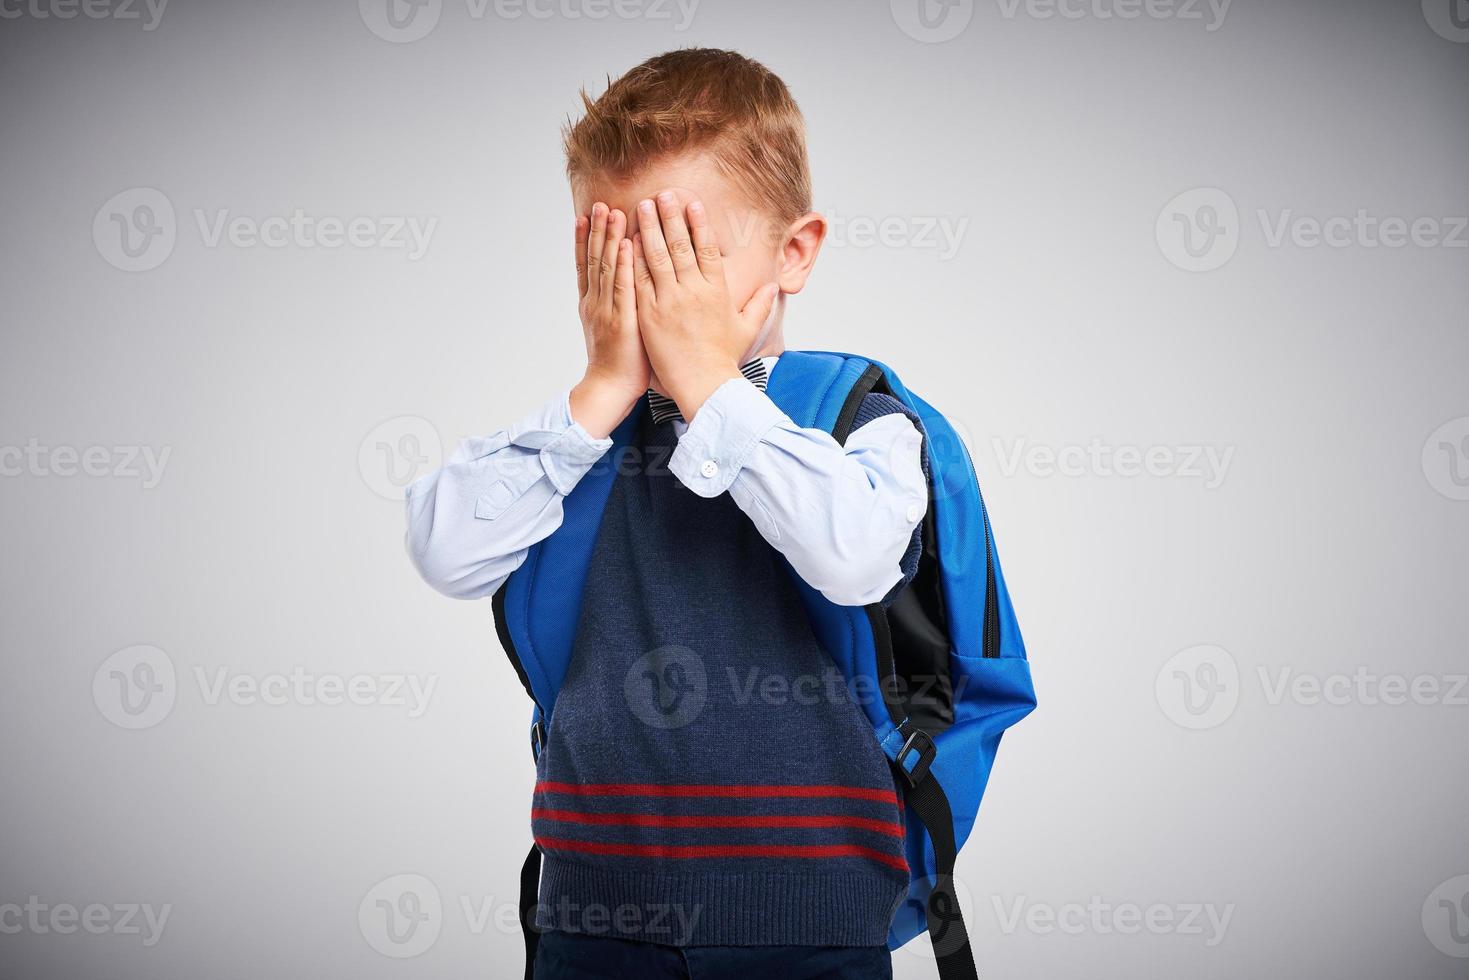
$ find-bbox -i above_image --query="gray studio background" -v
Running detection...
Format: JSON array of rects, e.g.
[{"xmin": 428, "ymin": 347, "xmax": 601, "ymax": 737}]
[{"xmin": 2, "ymin": 0, "xmax": 1466, "ymax": 977}]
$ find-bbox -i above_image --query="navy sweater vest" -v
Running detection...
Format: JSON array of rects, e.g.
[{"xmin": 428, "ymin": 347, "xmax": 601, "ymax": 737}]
[{"xmin": 532, "ymin": 409, "xmax": 909, "ymax": 947}]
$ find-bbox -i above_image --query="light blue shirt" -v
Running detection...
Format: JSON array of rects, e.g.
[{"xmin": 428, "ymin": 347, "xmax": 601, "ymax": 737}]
[{"xmin": 405, "ymin": 356, "xmax": 928, "ymax": 607}]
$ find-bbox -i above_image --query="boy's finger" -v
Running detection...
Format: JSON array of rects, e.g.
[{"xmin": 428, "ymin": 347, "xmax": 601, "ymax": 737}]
[
  {"xmin": 654, "ymin": 190, "xmax": 697, "ymax": 278},
  {"xmin": 613, "ymin": 238, "xmax": 635, "ymax": 320},
  {"xmin": 636, "ymin": 199, "xmax": 676, "ymax": 288},
  {"xmin": 574, "ymin": 214, "xmax": 589, "ymax": 297},
  {"xmin": 740, "ymin": 282, "xmax": 781, "ymax": 335},
  {"xmin": 586, "ymin": 203, "xmax": 608, "ymax": 302},
  {"xmin": 632, "ymin": 232, "xmax": 656, "ymax": 303},
  {"xmin": 686, "ymin": 199, "xmax": 722, "ymax": 282},
  {"xmin": 600, "ymin": 210, "xmax": 625, "ymax": 307}
]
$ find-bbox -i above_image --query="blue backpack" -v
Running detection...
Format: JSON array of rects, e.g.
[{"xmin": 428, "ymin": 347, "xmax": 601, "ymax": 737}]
[{"xmin": 494, "ymin": 350, "xmax": 1037, "ymax": 980}]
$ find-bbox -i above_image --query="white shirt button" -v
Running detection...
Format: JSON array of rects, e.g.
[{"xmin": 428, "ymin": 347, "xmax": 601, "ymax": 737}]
[
  {"xmin": 906, "ymin": 503, "xmax": 923, "ymax": 523},
  {"xmin": 700, "ymin": 459, "xmax": 720, "ymax": 479}
]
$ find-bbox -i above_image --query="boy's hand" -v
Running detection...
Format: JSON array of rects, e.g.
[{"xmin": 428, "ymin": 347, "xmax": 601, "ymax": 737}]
[
  {"xmin": 570, "ymin": 204, "xmax": 649, "ymax": 438},
  {"xmin": 632, "ymin": 191, "xmax": 780, "ymax": 422}
]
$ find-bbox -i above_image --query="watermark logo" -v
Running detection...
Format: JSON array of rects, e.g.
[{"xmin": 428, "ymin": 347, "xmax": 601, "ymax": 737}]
[
  {"xmin": 1258, "ymin": 210, "xmax": 1467, "ymax": 250},
  {"xmin": 92, "ymin": 645, "xmax": 176, "ymax": 730},
  {"xmin": 193, "ymin": 667, "xmax": 438, "ymax": 717},
  {"xmin": 486, "ymin": 0, "xmax": 700, "ymax": 27},
  {"xmin": 356, "ymin": 884, "xmax": 704, "ymax": 946},
  {"xmin": 1258, "ymin": 666, "xmax": 1467, "ymax": 708},
  {"xmin": 992, "ymin": 437, "xmax": 1235, "ymax": 488},
  {"xmin": 361, "ymin": 0, "xmax": 699, "ymax": 41},
  {"xmin": 994, "ymin": 0, "xmax": 1231, "ymax": 31},
  {"xmin": 623, "ymin": 646, "xmax": 707, "ymax": 729},
  {"xmin": 891, "ymin": 0, "xmax": 975, "ymax": 42},
  {"xmin": 991, "ymin": 895, "xmax": 1234, "ymax": 947},
  {"xmin": 919, "ymin": 414, "xmax": 979, "ymax": 503},
  {"xmin": 96, "ymin": 648, "xmax": 437, "ymax": 726},
  {"xmin": 0, "ymin": 897, "xmax": 172, "ymax": 946},
  {"xmin": 1422, "ymin": 417, "xmax": 1469, "ymax": 501},
  {"xmin": 0, "ymin": 440, "xmax": 171, "ymax": 488},
  {"xmin": 0, "ymin": 0, "xmax": 169, "ymax": 29},
  {"xmin": 192, "ymin": 209, "xmax": 437, "ymax": 258},
  {"xmin": 1156, "ymin": 644, "xmax": 1238, "ymax": 730},
  {"xmin": 94, "ymin": 190, "xmax": 438, "ymax": 270},
  {"xmin": 93, "ymin": 188, "xmax": 176, "ymax": 273},
  {"xmin": 359, "ymin": 874, "xmax": 443, "ymax": 958},
  {"xmin": 1423, "ymin": 0, "xmax": 1469, "ymax": 42},
  {"xmin": 360, "ymin": 416, "xmax": 442, "ymax": 501},
  {"xmin": 1423, "ymin": 875, "xmax": 1469, "ymax": 958},
  {"xmin": 821, "ymin": 210, "xmax": 971, "ymax": 260},
  {"xmin": 720, "ymin": 204, "xmax": 969, "ymax": 260},
  {"xmin": 896, "ymin": 875, "xmax": 976, "ymax": 962},
  {"xmin": 1156, "ymin": 187, "xmax": 1239, "ymax": 272},
  {"xmin": 1160, "ymin": 189, "xmax": 1467, "ymax": 270},
  {"xmin": 534, "ymin": 896, "xmax": 704, "ymax": 943},
  {"xmin": 360, "ymin": 0, "xmax": 442, "ymax": 42},
  {"xmin": 1160, "ymin": 649, "xmax": 1466, "ymax": 728}
]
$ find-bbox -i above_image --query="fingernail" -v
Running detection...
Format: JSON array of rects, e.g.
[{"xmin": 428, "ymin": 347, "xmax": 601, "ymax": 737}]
[
  {"xmin": 657, "ymin": 191, "xmax": 675, "ymax": 206},
  {"xmin": 639, "ymin": 199, "xmax": 655, "ymax": 213},
  {"xmin": 688, "ymin": 200, "xmax": 705, "ymax": 216},
  {"xmin": 592, "ymin": 203, "xmax": 605, "ymax": 217}
]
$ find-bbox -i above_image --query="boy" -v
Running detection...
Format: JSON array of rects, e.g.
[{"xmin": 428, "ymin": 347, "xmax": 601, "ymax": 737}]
[{"xmin": 408, "ymin": 48, "xmax": 929, "ymax": 979}]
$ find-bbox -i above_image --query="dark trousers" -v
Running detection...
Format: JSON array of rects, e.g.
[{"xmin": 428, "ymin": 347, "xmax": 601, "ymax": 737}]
[{"xmin": 533, "ymin": 929, "xmax": 893, "ymax": 980}]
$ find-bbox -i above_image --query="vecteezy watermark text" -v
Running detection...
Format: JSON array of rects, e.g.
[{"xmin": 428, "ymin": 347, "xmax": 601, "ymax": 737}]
[
  {"xmin": 93, "ymin": 646, "xmax": 439, "ymax": 729},
  {"xmin": 994, "ymin": 0, "xmax": 1230, "ymax": 30},
  {"xmin": 890, "ymin": 0, "xmax": 1230, "ymax": 43},
  {"xmin": 623, "ymin": 646, "xmax": 968, "ymax": 731},
  {"xmin": 94, "ymin": 188, "xmax": 437, "ymax": 272},
  {"xmin": 821, "ymin": 210, "xmax": 971, "ymax": 260},
  {"xmin": 194, "ymin": 666, "xmax": 438, "ymax": 719},
  {"xmin": 0, "ymin": 897, "xmax": 171, "ymax": 947},
  {"xmin": 0, "ymin": 440, "xmax": 170, "ymax": 488},
  {"xmin": 1157, "ymin": 644, "xmax": 1469, "ymax": 731},
  {"xmin": 1157, "ymin": 187, "xmax": 1468, "ymax": 272},
  {"xmin": 359, "ymin": 0, "xmax": 700, "ymax": 43},
  {"xmin": 992, "ymin": 895, "xmax": 1235, "ymax": 947},
  {"xmin": 358, "ymin": 874, "xmax": 704, "ymax": 958},
  {"xmin": 0, "ymin": 0, "xmax": 167, "ymax": 29},
  {"xmin": 993, "ymin": 437, "xmax": 1235, "ymax": 488}
]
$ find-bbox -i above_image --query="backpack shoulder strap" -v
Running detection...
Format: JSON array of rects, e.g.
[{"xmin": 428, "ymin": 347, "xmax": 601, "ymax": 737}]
[
  {"xmin": 764, "ymin": 349, "xmax": 877, "ymax": 431},
  {"xmin": 500, "ymin": 405, "xmax": 645, "ymax": 980},
  {"xmin": 493, "ymin": 403, "xmax": 644, "ymax": 726}
]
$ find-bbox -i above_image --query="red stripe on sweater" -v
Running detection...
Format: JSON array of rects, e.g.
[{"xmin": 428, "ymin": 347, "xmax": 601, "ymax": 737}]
[
  {"xmin": 536, "ymin": 836, "xmax": 909, "ymax": 873},
  {"xmin": 532, "ymin": 808, "xmax": 904, "ymax": 838},
  {"xmin": 534, "ymin": 782, "xmax": 899, "ymax": 804}
]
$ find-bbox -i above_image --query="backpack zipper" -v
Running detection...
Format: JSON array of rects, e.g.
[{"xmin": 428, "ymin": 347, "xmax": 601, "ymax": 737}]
[{"xmin": 947, "ymin": 423, "xmax": 1002, "ymax": 659}]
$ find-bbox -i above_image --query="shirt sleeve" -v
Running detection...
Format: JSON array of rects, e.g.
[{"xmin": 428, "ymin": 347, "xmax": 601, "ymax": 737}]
[
  {"xmin": 404, "ymin": 392, "xmax": 612, "ymax": 599},
  {"xmin": 668, "ymin": 377, "xmax": 929, "ymax": 607}
]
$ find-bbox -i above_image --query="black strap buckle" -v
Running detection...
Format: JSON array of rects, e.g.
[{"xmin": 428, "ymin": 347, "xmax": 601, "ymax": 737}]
[
  {"xmin": 895, "ymin": 726, "xmax": 936, "ymax": 787},
  {"xmin": 530, "ymin": 719, "xmax": 544, "ymax": 761}
]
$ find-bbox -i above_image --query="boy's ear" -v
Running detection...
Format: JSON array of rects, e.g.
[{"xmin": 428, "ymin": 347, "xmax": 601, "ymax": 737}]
[{"xmin": 777, "ymin": 212, "xmax": 827, "ymax": 294}]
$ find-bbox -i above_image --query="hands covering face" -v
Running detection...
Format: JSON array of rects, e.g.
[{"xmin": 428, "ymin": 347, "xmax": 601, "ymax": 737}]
[
  {"xmin": 574, "ymin": 191, "xmax": 780, "ymax": 430},
  {"xmin": 574, "ymin": 203, "xmax": 647, "ymax": 403},
  {"xmin": 629, "ymin": 191, "xmax": 780, "ymax": 420}
]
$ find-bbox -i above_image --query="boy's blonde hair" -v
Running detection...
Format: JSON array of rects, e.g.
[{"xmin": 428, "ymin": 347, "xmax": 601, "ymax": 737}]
[{"xmin": 564, "ymin": 48, "xmax": 811, "ymax": 225}]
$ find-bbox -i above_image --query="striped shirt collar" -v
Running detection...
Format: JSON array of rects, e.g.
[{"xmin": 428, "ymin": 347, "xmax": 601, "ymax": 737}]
[{"xmin": 646, "ymin": 358, "xmax": 772, "ymax": 425}]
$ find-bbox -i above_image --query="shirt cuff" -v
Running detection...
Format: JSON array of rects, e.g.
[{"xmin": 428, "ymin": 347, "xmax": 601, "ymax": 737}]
[
  {"xmin": 537, "ymin": 391, "xmax": 614, "ymax": 495},
  {"xmin": 669, "ymin": 377, "xmax": 787, "ymax": 497}
]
